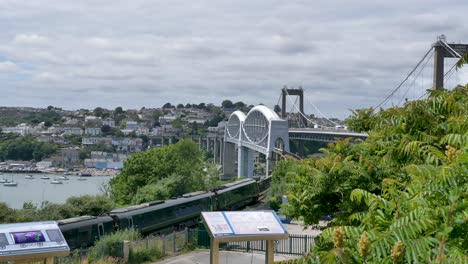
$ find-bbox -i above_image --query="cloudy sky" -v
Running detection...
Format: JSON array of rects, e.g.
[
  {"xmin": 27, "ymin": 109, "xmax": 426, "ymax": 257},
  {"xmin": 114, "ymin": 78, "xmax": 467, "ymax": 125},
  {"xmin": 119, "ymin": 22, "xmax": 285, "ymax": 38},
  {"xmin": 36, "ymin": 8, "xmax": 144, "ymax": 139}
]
[{"xmin": 0, "ymin": 0, "xmax": 467, "ymax": 118}]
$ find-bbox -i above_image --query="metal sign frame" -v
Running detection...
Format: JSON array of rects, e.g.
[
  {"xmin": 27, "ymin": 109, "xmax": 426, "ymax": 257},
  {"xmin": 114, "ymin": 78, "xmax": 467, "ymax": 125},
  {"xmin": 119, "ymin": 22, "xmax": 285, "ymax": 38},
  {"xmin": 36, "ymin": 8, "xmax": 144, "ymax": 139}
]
[{"xmin": 201, "ymin": 210, "xmax": 288, "ymax": 264}]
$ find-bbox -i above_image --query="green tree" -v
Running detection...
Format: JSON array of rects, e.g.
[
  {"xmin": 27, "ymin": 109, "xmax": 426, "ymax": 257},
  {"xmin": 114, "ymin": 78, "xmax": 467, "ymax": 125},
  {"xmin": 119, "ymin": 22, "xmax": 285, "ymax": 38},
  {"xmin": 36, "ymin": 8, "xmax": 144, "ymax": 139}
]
[
  {"xmin": 93, "ymin": 107, "xmax": 105, "ymax": 117},
  {"xmin": 221, "ymin": 100, "xmax": 234, "ymax": 108},
  {"xmin": 101, "ymin": 125, "xmax": 112, "ymax": 135},
  {"xmin": 233, "ymin": 101, "xmax": 246, "ymax": 109},
  {"xmin": 65, "ymin": 195, "xmax": 114, "ymax": 216},
  {"xmin": 114, "ymin": 106, "xmax": 124, "ymax": 115},
  {"xmin": 273, "ymin": 104, "xmax": 281, "ymax": 113},
  {"xmin": 110, "ymin": 140, "xmax": 205, "ymax": 205},
  {"xmin": 278, "ymin": 85, "xmax": 468, "ymax": 263}
]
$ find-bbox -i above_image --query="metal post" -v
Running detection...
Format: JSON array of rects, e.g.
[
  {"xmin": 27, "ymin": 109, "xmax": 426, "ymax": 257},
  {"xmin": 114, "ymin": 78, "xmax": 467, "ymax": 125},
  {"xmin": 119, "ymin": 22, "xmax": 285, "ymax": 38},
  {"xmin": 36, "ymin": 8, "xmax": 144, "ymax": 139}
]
[
  {"xmin": 433, "ymin": 44, "xmax": 445, "ymax": 90},
  {"xmin": 281, "ymin": 87, "xmax": 287, "ymax": 119}
]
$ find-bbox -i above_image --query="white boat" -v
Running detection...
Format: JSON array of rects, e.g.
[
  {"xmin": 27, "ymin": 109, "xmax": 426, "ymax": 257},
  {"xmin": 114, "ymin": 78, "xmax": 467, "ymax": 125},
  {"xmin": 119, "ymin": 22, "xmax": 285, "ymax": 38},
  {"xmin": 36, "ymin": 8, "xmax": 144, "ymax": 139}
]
[
  {"xmin": 77, "ymin": 177, "xmax": 87, "ymax": 181},
  {"xmin": 4, "ymin": 182, "xmax": 18, "ymax": 187},
  {"xmin": 58, "ymin": 176, "xmax": 69, "ymax": 180},
  {"xmin": 25, "ymin": 175, "xmax": 34, "ymax": 179},
  {"xmin": 41, "ymin": 175, "xmax": 50, "ymax": 180},
  {"xmin": 51, "ymin": 180, "xmax": 63, "ymax": 184},
  {"xmin": 0, "ymin": 178, "xmax": 7, "ymax": 183},
  {"xmin": 64, "ymin": 171, "xmax": 73, "ymax": 175}
]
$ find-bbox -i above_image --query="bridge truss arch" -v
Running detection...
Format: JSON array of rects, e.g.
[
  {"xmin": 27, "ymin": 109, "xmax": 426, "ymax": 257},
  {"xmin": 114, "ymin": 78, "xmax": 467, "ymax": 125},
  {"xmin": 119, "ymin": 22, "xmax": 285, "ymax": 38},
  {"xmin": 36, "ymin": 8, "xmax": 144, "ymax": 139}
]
[{"xmin": 224, "ymin": 106, "xmax": 289, "ymax": 178}]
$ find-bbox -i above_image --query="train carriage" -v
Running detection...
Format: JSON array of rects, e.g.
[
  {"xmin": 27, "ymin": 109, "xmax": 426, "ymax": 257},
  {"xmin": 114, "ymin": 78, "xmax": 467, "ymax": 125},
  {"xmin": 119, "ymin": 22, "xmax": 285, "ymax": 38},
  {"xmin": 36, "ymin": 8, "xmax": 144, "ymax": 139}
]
[
  {"xmin": 214, "ymin": 179, "xmax": 258, "ymax": 210},
  {"xmin": 58, "ymin": 178, "xmax": 270, "ymax": 249},
  {"xmin": 110, "ymin": 191, "xmax": 214, "ymax": 235},
  {"xmin": 58, "ymin": 215, "xmax": 114, "ymax": 249}
]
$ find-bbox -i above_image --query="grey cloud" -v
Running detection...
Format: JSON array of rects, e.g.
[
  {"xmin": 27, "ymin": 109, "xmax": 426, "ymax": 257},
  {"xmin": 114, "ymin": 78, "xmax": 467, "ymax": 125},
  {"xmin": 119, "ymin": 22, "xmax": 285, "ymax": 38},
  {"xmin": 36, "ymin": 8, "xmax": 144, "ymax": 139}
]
[{"xmin": 0, "ymin": 0, "xmax": 467, "ymax": 118}]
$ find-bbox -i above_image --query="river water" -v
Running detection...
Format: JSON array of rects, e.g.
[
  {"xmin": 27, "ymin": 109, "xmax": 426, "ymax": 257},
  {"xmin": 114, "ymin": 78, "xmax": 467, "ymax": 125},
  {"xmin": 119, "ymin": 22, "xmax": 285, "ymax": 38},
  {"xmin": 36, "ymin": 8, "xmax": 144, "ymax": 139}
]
[{"xmin": 0, "ymin": 173, "xmax": 113, "ymax": 209}]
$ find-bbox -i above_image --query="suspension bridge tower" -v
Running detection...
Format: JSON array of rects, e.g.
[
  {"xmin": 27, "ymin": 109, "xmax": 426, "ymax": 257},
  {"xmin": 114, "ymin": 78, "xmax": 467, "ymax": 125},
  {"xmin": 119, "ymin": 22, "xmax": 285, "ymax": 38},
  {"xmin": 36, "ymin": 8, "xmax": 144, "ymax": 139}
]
[
  {"xmin": 433, "ymin": 35, "xmax": 468, "ymax": 90},
  {"xmin": 281, "ymin": 86, "xmax": 306, "ymax": 156}
]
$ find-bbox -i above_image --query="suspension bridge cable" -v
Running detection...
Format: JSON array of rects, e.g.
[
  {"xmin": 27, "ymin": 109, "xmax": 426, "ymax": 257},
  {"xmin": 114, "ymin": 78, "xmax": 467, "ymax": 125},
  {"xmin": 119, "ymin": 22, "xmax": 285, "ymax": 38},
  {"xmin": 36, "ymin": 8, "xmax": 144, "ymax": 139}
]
[
  {"xmin": 373, "ymin": 46, "xmax": 433, "ymax": 110},
  {"xmin": 284, "ymin": 88, "xmax": 319, "ymax": 126},
  {"xmin": 440, "ymin": 40, "xmax": 462, "ymax": 58},
  {"xmin": 302, "ymin": 90, "xmax": 342, "ymax": 127},
  {"xmin": 284, "ymin": 88, "xmax": 335, "ymax": 128},
  {"xmin": 289, "ymin": 96, "xmax": 307, "ymax": 128},
  {"xmin": 274, "ymin": 93, "xmax": 282, "ymax": 111},
  {"xmin": 397, "ymin": 49, "xmax": 434, "ymax": 105}
]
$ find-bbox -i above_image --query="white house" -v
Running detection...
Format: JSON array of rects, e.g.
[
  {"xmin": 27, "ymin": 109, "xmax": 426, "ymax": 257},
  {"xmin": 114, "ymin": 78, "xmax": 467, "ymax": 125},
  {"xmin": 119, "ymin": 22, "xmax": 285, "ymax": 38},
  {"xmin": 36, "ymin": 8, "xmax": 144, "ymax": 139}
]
[
  {"xmin": 102, "ymin": 118, "xmax": 115, "ymax": 127},
  {"xmin": 125, "ymin": 121, "xmax": 140, "ymax": 131},
  {"xmin": 63, "ymin": 127, "xmax": 83, "ymax": 136},
  {"xmin": 84, "ymin": 127, "xmax": 101, "ymax": 136}
]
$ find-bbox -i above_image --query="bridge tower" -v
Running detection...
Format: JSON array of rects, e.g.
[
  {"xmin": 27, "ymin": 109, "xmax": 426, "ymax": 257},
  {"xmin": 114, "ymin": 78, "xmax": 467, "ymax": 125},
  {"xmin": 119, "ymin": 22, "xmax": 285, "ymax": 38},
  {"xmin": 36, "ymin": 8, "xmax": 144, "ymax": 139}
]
[
  {"xmin": 281, "ymin": 86, "xmax": 306, "ymax": 156},
  {"xmin": 223, "ymin": 106, "xmax": 290, "ymax": 178},
  {"xmin": 432, "ymin": 35, "xmax": 468, "ymax": 90}
]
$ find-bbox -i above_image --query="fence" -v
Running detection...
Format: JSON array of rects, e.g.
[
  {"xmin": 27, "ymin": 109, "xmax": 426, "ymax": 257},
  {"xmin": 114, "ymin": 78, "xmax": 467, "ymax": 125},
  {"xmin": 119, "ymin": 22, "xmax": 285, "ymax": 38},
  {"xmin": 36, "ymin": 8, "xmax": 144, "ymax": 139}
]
[
  {"xmin": 1, "ymin": 228, "xmax": 314, "ymax": 263},
  {"xmin": 188, "ymin": 228, "xmax": 314, "ymax": 256},
  {"xmin": 129, "ymin": 229, "xmax": 191, "ymax": 257}
]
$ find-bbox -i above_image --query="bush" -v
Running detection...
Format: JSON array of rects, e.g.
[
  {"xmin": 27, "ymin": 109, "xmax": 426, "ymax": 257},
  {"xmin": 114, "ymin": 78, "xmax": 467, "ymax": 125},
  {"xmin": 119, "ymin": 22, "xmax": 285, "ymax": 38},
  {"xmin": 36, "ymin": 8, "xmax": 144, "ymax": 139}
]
[
  {"xmin": 128, "ymin": 248, "xmax": 161, "ymax": 264},
  {"xmin": 88, "ymin": 229, "xmax": 141, "ymax": 263}
]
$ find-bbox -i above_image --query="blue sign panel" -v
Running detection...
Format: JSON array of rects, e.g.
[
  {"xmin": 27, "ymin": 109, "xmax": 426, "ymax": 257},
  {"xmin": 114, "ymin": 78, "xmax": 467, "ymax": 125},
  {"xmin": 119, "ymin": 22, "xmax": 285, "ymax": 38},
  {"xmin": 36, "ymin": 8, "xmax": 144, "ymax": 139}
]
[{"xmin": 0, "ymin": 221, "xmax": 69, "ymax": 261}]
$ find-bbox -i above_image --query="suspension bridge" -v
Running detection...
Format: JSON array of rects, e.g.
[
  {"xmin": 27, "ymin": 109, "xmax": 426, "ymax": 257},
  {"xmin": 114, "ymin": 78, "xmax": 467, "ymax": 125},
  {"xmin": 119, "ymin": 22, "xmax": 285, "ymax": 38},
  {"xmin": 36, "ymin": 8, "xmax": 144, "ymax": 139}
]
[{"xmin": 203, "ymin": 36, "xmax": 468, "ymax": 178}]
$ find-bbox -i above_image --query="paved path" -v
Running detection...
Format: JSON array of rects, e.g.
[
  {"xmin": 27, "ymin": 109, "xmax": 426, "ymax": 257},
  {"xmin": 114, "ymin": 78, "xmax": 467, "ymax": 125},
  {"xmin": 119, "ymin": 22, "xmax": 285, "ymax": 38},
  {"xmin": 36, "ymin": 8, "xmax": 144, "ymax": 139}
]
[{"xmin": 154, "ymin": 250, "xmax": 298, "ymax": 264}]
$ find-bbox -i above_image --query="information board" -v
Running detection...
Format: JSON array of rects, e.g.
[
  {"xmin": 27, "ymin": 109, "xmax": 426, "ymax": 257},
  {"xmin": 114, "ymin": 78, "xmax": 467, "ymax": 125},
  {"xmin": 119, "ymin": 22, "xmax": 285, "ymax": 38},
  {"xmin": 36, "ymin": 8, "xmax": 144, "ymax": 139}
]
[
  {"xmin": 0, "ymin": 221, "xmax": 69, "ymax": 261},
  {"xmin": 202, "ymin": 210, "xmax": 287, "ymax": 238}
]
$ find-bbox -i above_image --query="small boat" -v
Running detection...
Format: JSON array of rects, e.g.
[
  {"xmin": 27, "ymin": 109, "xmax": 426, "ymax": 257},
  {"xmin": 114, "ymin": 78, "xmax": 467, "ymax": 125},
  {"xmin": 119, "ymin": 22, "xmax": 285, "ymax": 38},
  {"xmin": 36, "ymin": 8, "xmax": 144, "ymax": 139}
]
[
  {"xmin": 64, "ymin": 171, "xmax": 73, "ymax": 175},
  {"xmin": 58, "ymin": 176, "xmax": 69, "ymax": 180},
  {"xmin": 50, "ymin": 180, "xmax": 63, "ymax": 184},
  {"xmin": 79, "ymin": 172, "xmax": 92, "ymax": 177},
  {"xmin": 40, "ymin": 175, "xmax": 50, "ymax": 180},
  {"xmin": 4, "ymin": 181, "xmax": 18, "ymax": 187},
  {"xmin": 25, "ymin": 175, "xmax": 34, "ymax": 179},
  {"xmin": 0, "ymin": 178, "xmax": 7, "ymax": 183},
  {"xmin": 77, "ymin": 177, "xmax": 87, "ymax": 181}
]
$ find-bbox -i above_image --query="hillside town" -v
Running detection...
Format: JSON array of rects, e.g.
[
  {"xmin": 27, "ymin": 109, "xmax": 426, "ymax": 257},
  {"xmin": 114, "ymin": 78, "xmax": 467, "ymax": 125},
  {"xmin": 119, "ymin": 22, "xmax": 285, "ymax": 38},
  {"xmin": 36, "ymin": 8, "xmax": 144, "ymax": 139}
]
[
  {"xmin": 0, "ymin": 104, "xmax": 229, "ymax": 175},
  {"xmin": 0, "ymin": 103, "xmax": 343, "ymax": 176}
]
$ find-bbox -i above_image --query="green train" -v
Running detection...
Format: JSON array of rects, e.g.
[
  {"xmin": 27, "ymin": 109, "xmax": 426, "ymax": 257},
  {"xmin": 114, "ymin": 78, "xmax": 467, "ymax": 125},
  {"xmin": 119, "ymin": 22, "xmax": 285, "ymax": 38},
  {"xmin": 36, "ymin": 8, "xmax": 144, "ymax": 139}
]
[{"xmin": 59, "ymin": 177, "xmax": 270, "ymax": 249}]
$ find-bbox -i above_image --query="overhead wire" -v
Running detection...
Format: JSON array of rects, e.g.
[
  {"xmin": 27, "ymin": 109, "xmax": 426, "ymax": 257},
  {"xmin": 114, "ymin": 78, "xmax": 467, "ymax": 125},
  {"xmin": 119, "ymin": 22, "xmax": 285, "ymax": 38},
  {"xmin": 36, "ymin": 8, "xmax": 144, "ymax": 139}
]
[{"xmin": 373, "ymin": 46, "xmax": 433, "ymax": 110}]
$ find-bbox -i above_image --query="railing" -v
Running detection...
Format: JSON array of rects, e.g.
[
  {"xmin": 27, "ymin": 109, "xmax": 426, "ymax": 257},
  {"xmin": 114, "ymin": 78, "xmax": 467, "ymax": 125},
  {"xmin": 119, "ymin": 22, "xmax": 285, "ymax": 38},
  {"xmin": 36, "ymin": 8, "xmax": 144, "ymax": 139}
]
[
  {"xmin": 189, "ymin": 228, "xmax": 315, "ymax": 256},
  {"xmin": 1, "ymin": 228, "xmax": 315, "ymax": 264}
]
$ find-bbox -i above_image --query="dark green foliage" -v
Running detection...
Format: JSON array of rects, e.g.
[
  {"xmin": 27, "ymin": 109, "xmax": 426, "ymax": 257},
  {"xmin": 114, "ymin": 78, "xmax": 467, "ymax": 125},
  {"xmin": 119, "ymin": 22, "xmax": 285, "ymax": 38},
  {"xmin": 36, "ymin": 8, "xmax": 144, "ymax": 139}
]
[
  {"xmin": 88, "ymin": 229, "xmax": 141, "ymax": 263},
  {"xmin": 0, "ymin": 108, "xmax": 62, "ymax": 127},
  {"xmin": 65, "ymin": 195, "xmax": 115, "ymax": 216},
  {"xmin": 221, "ymin": 99, "xmax": 233, "ymax": 108},
  {"xmin": 0, "ymin": 195, "xmax": 115, "ymax": 223},
  {"xmin": 206, "ymin": 112, "xmax": 225, "ymax": 127},
  {"xmin": 110, "ymin": 140, "xmax": 206, "ymax": 205},
  {"xmin": 0, "ymin": 135, "xmax": 57, "ymax": 161},
  {"xmin": 24, "ymin": 110, "xmax": 62, "ymax": 125},
  {"xmin": 278, "ymin": 85, "xmax": 468, "ymax": 263}
]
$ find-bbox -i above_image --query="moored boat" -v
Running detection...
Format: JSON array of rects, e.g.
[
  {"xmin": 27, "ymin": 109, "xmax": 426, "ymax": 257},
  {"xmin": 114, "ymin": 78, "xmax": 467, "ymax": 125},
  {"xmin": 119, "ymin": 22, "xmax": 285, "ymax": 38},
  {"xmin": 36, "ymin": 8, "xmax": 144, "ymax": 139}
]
[
  {"xmin": 40, "ymin": 175, "xmax": 50, "ymax": 180},
  {"xmin": 4, "ymin": 181, "xmax": 18, "ymax": 187},
  {"xmin": 51, "ymin": 179, "xmax": 63, "ymax": 184}
]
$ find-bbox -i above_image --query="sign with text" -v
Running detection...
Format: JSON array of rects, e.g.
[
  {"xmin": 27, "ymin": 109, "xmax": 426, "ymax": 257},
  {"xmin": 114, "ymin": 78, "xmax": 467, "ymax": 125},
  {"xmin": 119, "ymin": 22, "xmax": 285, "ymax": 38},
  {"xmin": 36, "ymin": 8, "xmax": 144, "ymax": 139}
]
[
  {"xmin": 0, "ymin": 221, "xmax": 69, "ymax": 261},
  {"xmin": 202, "ymin": 210, "xmax": 287, "ymax": 238}
]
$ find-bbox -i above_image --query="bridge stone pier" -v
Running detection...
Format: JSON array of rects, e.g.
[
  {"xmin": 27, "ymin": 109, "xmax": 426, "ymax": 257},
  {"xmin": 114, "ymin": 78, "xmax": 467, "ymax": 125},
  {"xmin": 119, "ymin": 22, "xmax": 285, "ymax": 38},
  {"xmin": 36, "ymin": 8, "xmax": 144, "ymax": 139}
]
[{"xmin": 223, "ymin": 106, "xmax": 290, "ymax": 178}]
